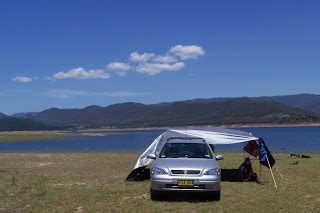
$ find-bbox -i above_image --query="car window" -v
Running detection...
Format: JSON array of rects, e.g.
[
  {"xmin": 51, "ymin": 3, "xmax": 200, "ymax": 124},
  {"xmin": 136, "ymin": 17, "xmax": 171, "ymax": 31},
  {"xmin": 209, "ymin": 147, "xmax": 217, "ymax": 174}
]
[{"xmin": 159, "ymin": 142, "xmax": 213, "ymax": 159}]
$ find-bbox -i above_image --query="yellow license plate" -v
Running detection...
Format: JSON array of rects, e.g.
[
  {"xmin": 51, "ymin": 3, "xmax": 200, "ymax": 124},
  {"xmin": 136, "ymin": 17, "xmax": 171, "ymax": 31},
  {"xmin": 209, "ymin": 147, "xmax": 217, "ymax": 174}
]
[{"xmin": 177, "ymin": 180, "xmax": 194, "ymax": 186}]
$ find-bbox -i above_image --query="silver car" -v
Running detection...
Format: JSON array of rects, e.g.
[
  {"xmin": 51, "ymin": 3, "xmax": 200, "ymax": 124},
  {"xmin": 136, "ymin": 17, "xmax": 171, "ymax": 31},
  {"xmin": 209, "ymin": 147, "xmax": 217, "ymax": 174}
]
[{"xmin": 148, "ymin": 138, "xmax": 224, "ymax": 200}]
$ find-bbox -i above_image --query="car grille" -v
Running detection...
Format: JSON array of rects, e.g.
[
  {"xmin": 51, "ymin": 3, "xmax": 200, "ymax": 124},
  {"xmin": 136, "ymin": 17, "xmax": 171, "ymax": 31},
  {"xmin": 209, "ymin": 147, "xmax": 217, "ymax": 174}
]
[
  {"xmin": 166, "ymin": 184, "xmax": 206, "ymax": 189},
  {"xmin": 171, "ymin": 170, "xmax": 201, "ymax": 175}
]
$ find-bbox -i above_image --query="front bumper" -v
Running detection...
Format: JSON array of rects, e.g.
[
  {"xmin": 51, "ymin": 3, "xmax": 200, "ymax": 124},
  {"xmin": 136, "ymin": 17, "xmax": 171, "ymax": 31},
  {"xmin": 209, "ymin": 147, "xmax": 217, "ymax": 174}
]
[{"xmin": 150, "ymin": 175, "xmax": 221, "ymax": 192}]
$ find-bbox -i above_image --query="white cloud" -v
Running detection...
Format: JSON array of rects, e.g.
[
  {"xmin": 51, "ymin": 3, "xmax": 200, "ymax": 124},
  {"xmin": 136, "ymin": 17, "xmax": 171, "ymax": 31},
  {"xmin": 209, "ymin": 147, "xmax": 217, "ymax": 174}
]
[
  {"xmin": 94, "ymin": 91, "xmax": 152, "ymax": 97},
  {"xmin": 0, "ymin": 90, "xmax": 33, "ymax": 95},
  {"xmin": 129, "ymin": 52, "xmax": 155, "ymax": 62},
  {"xmin": 43, "ymin": 77, "xmax": 55, "ymax": 81},
  {"xmin": 107, "ymin": 62, "xmax": 132, "ymax": 76},
  {"xmin": 44, "ymin": 89, "xmax": 151, "ymax": 99},
  {"xmin": 136, "ymin": 62, "xmax": 185, "ymax": 75},
  {"xmin": 13, "ymin": 44, "xmax": 205, "ymax": 82},
  {"xmin": 53, "ymin": 67, "xmax": 110, "ymax": 79},
  {"xmin": 44, "ymin": 89, "xmax": 89, "ymax": 99},
  {"xmin": 12, "ymin": 76, "xmax": 33, "ymax": 83},
  {"xmin": 152, "ymin": 55, "xmax": 177, "ymax": 63},
  {"xmin": 169, "ymin": 44, "xmax": 205, "ymax": 60}
]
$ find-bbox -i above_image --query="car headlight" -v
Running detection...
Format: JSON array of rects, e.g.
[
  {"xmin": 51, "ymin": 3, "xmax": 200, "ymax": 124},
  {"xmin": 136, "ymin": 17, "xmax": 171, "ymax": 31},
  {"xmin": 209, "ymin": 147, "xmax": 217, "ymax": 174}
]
[
  {"xmin": 151, "ymin": 167, "xmax": 168, "ymax": 175},
  {"xmin": 203, "ymin": 168, "xmax": 220, "ymax": 175}
]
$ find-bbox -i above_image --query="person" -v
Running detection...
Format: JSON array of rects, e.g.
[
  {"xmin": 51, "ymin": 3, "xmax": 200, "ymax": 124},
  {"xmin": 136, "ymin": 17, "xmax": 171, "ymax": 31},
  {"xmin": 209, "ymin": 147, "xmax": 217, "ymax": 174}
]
[{"xmin": 239, "ymin": 157, "xmax": 258, "ymax": 182}]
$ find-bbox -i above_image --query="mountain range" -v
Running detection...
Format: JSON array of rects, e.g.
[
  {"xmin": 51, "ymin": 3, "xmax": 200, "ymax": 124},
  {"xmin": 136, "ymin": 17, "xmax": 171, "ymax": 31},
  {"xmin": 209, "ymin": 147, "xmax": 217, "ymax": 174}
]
[
  {"xmin": 5, "ymin": 94, "xmax": 320, "ymax": 130},
  {"xmin": 0, "ymin": 113, "xmax": 59, "ymax": 131},
  {"xmin": 167, "ymin": 94, "xmax": 320, "ymax": 114}
]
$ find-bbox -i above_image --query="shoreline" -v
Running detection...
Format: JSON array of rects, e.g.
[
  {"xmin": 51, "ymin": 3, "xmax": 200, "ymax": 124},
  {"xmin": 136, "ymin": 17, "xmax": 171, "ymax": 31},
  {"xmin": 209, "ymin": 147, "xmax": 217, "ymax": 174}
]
[
  {"xmin": 0, "ymin": 122, "xmax": 320, "ymax": 134},
  {"xmin": 0, "ymin": 122, "xmax": 319, "ymax": 142},
  {"xmin": 78, "ymin": 122, "xmax": 320, "ymax": 132}
]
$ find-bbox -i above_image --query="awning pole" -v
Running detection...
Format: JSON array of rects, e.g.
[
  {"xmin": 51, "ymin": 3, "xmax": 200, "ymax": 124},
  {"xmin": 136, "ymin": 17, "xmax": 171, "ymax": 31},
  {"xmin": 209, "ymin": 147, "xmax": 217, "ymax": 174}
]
[
  {"xmin": 259, "ymin": 140, "xmax": 262, "ymax": 182},
  {"xmin": 243, "ymin": 142, "xmax": 246, "ymax": 160},
  {"xmin": 266, "ymin": 154, "xmax": 277, "ymax": 188}
]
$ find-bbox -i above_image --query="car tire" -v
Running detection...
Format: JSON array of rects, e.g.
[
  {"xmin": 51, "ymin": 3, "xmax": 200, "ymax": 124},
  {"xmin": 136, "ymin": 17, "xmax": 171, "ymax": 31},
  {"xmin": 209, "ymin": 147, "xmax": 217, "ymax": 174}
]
[
  {"xmin": 150, "ymin": 189, "xmax": 161, "ymax": 200},
  {"xmin": 207, "ymin": 190, "xmax": 220, "ymax": 201},
  {"xmin": 213, "ymin": 190, "xmax": 221, "ymax": 201}
]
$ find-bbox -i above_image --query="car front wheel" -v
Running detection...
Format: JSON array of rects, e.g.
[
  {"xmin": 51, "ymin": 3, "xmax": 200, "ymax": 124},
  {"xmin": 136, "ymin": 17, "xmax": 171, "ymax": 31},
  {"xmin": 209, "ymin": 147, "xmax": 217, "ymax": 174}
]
[
  {"xmin": 211, "ymin": 190, "xmax": 220, "ymax": 201},
  {"xmin": 150, "ymin": 189, "xmax": 161, "ymax": 200}
]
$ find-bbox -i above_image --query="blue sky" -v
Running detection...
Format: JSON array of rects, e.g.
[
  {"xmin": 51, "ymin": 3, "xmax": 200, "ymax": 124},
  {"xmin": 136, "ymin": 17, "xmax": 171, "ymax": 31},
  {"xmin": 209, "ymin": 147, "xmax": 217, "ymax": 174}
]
[{"xmin": 1, "ymin": 0, "xmax": 320, "ymax": 114}]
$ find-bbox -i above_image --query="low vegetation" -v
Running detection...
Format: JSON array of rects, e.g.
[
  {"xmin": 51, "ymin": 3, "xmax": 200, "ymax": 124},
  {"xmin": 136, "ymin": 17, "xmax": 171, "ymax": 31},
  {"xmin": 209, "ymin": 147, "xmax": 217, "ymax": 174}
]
[
  {"xmin": 0, "ymin": 131, "xmax": 147, "ymax": 142},
  {"xmin": 0, "ymin": 152, "xmax": 319, "ymax": 212},
  {"xmin": 0, "ymin": 131, "xmax": 73, "ymax": 142}
]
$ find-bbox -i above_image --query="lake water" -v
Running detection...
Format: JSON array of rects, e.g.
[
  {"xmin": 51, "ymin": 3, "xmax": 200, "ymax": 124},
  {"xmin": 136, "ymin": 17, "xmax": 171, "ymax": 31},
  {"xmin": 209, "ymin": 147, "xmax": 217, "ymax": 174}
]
[{"xmin": 0, "ymin": 126, "xmax": 319, "ymax": 153}]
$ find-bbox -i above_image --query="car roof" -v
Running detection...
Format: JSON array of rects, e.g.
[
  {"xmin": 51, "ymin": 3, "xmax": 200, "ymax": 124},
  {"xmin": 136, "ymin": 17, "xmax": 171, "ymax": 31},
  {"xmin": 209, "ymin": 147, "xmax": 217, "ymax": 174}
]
[{"xmin": 166, "ymin": 138, "xmax": 206, "ymax": 144}]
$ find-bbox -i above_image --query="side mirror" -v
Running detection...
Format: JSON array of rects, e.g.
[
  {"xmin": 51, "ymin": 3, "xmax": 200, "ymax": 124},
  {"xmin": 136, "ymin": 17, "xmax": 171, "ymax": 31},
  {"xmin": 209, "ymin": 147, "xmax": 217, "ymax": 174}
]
[
  {"xmin": 215, "ymin": 154, "xmax": 224, "ymax": 161},
  {"xmin": 147, "ymin": 153, "xmax": 156, "ymax": 160}
]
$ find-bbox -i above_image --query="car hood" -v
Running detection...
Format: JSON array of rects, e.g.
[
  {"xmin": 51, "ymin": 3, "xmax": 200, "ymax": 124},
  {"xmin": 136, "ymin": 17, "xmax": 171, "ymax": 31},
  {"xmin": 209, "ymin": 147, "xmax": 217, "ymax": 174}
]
[{"xmin": 154, "ymin": 158, "xmax": 220, "ymax": 172}]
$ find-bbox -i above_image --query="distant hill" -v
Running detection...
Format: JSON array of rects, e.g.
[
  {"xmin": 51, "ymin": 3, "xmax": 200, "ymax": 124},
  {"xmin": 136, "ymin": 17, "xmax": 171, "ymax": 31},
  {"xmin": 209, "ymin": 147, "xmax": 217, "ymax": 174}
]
[
  {"xmin": 169, "ymin": 94, "xmax": 320, "ymax": 114},
  {"xmin": 11, "ymin": 112, "xmax": 38, "ymax": 119},
  {"xmin": 0, "ymin": 113, "xmax": 60, "ymax": 131},
  {"xmin": 0, "ymin": 113, "xmax": 7, "ymax": 119},
  {"xmin": 254, "ymin": 94, "xmax": 320, "ymax": 114},
  {"xmin": 23, "ymin": 98, "xmax": 319, "ymax": 128}
]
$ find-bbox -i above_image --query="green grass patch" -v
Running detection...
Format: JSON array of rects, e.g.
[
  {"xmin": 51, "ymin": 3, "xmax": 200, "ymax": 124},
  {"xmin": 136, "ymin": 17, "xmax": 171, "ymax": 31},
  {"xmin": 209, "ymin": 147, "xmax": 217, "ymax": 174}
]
[
  {"xmin": 0, "ymin": 130, "xmax": 144, "ymax": 142},
  {"xmin": 0, "ymin": 152, "xmax": 319, "ymax": 212},
  {"xmin": 0, "ymin": 132, "xmax": 74, "ymax": 142}
]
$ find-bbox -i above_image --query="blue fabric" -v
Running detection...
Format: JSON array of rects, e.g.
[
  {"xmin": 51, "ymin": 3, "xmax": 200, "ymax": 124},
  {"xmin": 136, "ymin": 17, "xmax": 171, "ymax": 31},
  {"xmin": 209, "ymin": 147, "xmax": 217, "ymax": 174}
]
[{"xmin": 259, "ymin": 138, "xmax": 275, "ymax": 168}]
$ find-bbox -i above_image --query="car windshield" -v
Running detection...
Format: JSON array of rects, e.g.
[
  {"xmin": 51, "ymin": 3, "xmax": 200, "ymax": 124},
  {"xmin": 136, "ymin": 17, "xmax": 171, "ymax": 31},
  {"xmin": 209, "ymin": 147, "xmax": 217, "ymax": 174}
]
[{"xmin": 159, "ymin": 142, "xmax": 213, "ymax": 159}]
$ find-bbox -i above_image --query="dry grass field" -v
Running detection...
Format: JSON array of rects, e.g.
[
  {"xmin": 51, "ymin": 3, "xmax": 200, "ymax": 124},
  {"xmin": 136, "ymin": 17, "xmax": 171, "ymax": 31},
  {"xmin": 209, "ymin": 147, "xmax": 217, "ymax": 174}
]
[{"xmin": 0, "ymin": 152, "xmax": 319, "ymax": 212}]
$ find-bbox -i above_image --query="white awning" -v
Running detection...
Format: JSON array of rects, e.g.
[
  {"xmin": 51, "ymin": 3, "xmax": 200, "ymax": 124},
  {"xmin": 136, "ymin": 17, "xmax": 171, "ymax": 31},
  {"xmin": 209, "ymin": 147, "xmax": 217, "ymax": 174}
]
[{"xmin": 126, "ymin": 128, "xmax": 259, "ymax": 180}]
